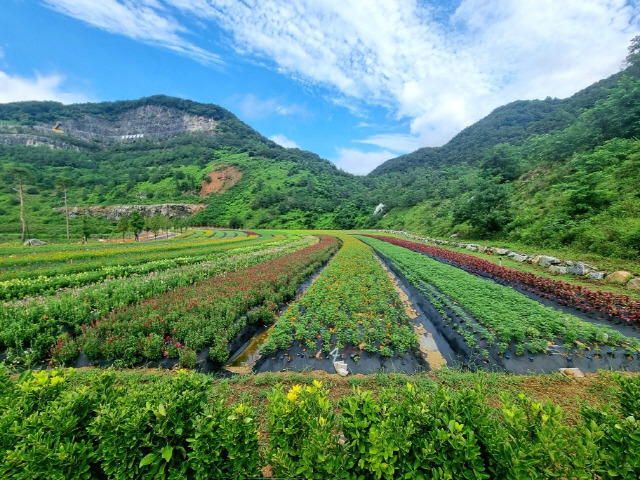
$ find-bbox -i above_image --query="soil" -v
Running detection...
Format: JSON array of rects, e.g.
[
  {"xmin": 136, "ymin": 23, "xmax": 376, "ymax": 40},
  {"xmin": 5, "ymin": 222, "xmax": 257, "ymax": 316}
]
[{"xmin": 199, "ymin": 164, "xmax": 242, "ymax": 197}]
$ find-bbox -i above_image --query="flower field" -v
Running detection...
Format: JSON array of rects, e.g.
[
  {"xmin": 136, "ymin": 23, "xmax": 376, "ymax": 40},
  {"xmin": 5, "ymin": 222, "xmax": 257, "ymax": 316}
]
[
  {"xmin": 365, "ymin": 234, "xmax": 640, "ymax": 325},
  {"xmin": 0, "ymin": 231, "xmax": 264, "ymax": 299},
  {"xmin": 0, "ymin": 232, "xmax": 314, "ymax": 365},
  {"xmin": 261, "ymin": 236, "xmax": 418, "ymax": 361},
  {"xmin": 73, "ymin": 235, "xmax": 338, "ymax": 365},
  {"xmin": 359, "ymin": 236, "xmax": 640, "ymax": 368}
]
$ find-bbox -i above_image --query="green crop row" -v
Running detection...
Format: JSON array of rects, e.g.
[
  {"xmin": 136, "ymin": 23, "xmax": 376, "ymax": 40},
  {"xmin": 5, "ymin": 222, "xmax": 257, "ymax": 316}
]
[
  {"xmin": 359, "ymin": 236, "xmax": 639, "ymax": 354},
  {"xmin": 0, "ymin": 234, "xmax": 290, "ymax": 300},
  {"xmin": 262, "ymin": 236, "xmax": 417, "ymax": 357},
  {"xmin": 1, "ymin": 366, "xmax": 639, "ymax": 479},
  {"xmin": 72, "ymin": 236, "xmax": 339, "ymax": 366},
  {"xmin": 0, "ymin": 234, "xmax": 267, "ymax": 297},
  {"xmin": 0, "ymin": 235, "xmax": 312, "ymax": 364}
]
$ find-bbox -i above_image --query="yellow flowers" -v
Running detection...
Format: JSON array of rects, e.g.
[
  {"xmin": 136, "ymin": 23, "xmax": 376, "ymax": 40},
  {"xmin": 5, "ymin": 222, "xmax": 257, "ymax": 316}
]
[{"xmin": 287, "ymin": 384, "xmax": 302, "ymax": 401}]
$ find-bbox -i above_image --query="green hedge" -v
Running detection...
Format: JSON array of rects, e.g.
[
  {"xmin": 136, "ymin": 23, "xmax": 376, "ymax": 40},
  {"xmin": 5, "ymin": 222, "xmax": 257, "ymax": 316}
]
[{"xmin": 1, "ymin": 365, "xmax": 639, "ymax": 479}]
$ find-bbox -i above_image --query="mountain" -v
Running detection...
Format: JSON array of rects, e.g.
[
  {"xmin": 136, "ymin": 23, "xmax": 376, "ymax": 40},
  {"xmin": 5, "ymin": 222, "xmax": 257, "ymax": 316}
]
[
  {"xmin": 368, "ymin": 66, "xmax": 640, "ymax": 260},
  {"xmin": 0, "ymin": 95, "xmax": 373, "ymax": 238},
  {"xmin": 2, "ymin": 65, "xmax": 640, "ymax": 261}
]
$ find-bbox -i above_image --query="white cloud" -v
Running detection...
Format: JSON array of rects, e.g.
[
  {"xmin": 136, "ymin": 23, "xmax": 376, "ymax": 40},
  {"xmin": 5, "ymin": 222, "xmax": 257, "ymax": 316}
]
[
  {"xmin": 42, "ymin": 0, "xmax": 222, "ymax": 65},
  {"xmin": 331, "ymin": 147, "xmax": 396, "ymax": 175},
  {"xmin": 43, "ymin": 0, "xmax": 640, "ymax": 151},
  {"xmin": 162, "ymin": 0, "xmax": 639, "ymax": 146},
  {"xmin": 0, "ymin": 70, "xmax": 90, "ymax": 103},
  {"xmin": 231, "ymin": 93, "xmax": 308, "ymax": 120},
  {"xmin": 269, "ymin": 133, "xmax": 300, "ymax": 149},
  {"xmin": 355, "ymin": 133, "xmax": 424, "ymax": 154}
]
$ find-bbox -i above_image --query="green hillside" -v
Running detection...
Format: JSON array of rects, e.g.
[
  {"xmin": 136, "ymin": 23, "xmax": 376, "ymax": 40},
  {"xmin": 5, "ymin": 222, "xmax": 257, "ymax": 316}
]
[
  {"xmin": 1, "ymin": 63, "xmax": 640, "ymax": 262},
  {"xmin": 370, "ymin": 65, "xmax": 640, "ymax": 260},
  {"xmin": 0, "ymin": 96, "xmax": 373, "ymax": 239}
]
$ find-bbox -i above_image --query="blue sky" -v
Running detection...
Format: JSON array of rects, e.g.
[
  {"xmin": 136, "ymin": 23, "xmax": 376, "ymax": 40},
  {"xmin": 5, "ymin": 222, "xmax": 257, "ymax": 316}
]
[{"xmin": 1, "ymin": 0, "xmax": 639, "ymax": 174}]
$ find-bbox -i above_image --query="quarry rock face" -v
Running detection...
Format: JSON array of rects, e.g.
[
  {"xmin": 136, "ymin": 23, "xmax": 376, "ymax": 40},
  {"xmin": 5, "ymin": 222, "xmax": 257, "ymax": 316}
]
[
  {"xmin": 0, "ymin": 105, "xmax": 219, "ymax": 150},
  {"xmin": 54, "ymin": 203, "xmax": 203, "ymax": 221}
]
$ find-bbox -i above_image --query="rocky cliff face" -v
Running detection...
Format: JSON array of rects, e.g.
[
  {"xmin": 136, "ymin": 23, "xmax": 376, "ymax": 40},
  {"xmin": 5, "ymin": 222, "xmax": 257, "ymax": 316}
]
[
  {"xmin": 0, "ymin": 105, "xmax": 219, "ymax": 150},
  {"xmin": 54, "ymin": 203, "xmax": 205, "ymax": 221}
]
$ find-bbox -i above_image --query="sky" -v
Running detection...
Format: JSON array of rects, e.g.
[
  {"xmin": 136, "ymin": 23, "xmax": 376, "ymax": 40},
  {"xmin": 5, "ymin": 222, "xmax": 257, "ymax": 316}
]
[{"xmin": 1, "ymin": 1, "xmax": 639, "ymax": 175}]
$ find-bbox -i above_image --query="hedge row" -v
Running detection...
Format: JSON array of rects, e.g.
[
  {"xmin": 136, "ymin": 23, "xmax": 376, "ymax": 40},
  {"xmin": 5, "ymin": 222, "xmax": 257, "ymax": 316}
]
[{"xmin": 1, "ymin": 366, "xmax": 639, "ymax": 479}]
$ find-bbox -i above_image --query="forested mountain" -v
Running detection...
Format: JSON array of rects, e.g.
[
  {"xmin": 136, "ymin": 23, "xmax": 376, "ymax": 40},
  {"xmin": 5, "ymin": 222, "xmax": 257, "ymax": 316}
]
[
  {"xmin": 0, "ymin": 96, "xmax": 374, "ymax": 238},
  {"xmin": 370, "ymin": 64, "xmax": 640, "ymax": 260},
  {"xmin": 1, "ymin": 61, "xmax": 640, "ymax": 260}
]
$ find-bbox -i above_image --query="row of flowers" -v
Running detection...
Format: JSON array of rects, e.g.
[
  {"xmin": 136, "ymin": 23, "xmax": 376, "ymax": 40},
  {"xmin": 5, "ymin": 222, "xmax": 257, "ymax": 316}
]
[
  {"xmin": 262, "ymin": 235, "xmax": 417, "ymax": 357},
  {"xmin": 0, "ymin": 233, "xmax": 262, "ymax": 298},
  {"xmin": 71, "ymin": 236, "xmax": 339, "ymax": 365},
  {"xmin": 364, "ymin": 235, "xmax": 640, "ymax": 325},
  {"xmin": 1, "ymin": 234, "xmax": 309, "ymax": 364},
  {"xmin": 360, "ymin": 236, "xmax": 639, "ymax": 357},
  {"xmin": 1, "ymin": 367, "xmax": 638, "ymax": 479}
]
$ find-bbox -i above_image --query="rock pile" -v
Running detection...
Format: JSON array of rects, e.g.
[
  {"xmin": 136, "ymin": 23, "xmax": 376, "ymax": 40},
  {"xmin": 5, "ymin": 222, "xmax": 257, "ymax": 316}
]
[{"xmin": 378, "ymin": 230, "xmax": 639, "ymax": 291}]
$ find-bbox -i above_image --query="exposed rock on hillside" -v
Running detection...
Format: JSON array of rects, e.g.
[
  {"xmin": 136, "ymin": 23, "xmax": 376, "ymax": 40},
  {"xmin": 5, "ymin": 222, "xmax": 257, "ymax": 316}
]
[
  {"xmin": 0, "ymin": 105, "xmax": 219, "ymax": 149},
  {"xmin": 53, "ymin": 203, "xmax": 204, "ymax": 221}
]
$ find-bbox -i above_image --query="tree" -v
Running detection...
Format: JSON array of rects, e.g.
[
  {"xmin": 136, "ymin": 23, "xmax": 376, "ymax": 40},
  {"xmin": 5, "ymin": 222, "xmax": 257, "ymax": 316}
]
[
  {"xmin": 146, "ymin": 214, "xmax": 167, "ymax": 238},
  {"xmin": 117, "ymin": 217, "xmax": 130, "ymax": 242},
  {"xmin": 130, "ymin": 210, "xmax": 145, "ymax": 242},
  {"xmin": 55, "ymin": 176, "xmax": 74, "ymax": 242},
  {"xmin": 625, "ymin": 35, "xmax": 640, "ymax": 70},
  {"xmin": 80, "ymin": 214, "xmax": 95, "ymax": 243},
  {"xmin": 228, "ymin": 216, "xmax": 243, "ymax": 229},
  {"xmin": 5, "ymin": 165, "xmax": 33, "ymax": 242}
]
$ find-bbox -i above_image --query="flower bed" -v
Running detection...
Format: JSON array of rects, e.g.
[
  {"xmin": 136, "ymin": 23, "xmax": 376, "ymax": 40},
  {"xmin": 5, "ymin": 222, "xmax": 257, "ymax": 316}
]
[
  {"xmin": 364, "ymin": 235, "xmax": 640, "ymax": 325},
  {"xmin": 0, "ymin": 234, "xmax": 309, "ymax": 364},
  {"xmin": 75, "ymin": 236, "xmax": 339, "ymax": 365},
  {"xmin": 0, "ymin": 233, "xmax": 263, "ymax": 299},
  {"xmin": 359, "ymin": 236, "xmax": 640, "ymax": 362},
  {"xmin": 261, "ymin": 236, "xmax": 417, "ymax": 358}
]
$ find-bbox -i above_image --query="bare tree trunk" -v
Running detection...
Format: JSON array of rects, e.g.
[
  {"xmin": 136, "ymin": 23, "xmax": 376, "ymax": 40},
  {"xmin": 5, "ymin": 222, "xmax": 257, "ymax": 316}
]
[
  {"xmin": 63, "ymin": 187, "xmax": 70, "ymax": 242},
  {"xmin": 18, "ymin": 179, "xmax": 27, "ymax": 243}
]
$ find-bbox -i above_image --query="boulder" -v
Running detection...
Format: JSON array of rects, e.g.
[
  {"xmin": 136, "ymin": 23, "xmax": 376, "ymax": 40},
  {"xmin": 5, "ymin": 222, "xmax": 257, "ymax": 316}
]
[
  {"xmin": 606, "ymin": 271, "xmax": 632, "ymax": 284},
  {"xmin": 529, "ymin": 255, "xmax": 542, "ymax": 264},
  {"xmin": 539, "ymin": 256, "xmax": 561, "ymax": 267},
  {"xmin": 588, "ymin": 271, "xmax": 607, "ymax": 281},
  {"xmin": 466, "ymin": 244, "xmax": 479, "ymax": 251},
  {"xmin": 513, "ymin": 254, "xmax": 528, "ymax": 263},
  {"xmin": 494, "ymin": 248, "xmax": 510, "ymax": 255},
  {"xmin": 568, "ymin": 262, "xmax": 592, "ymax": 276},
  {"xmin": 549, "ymin": 266, "xmax": 568, "ymax": 275},
  {"xmin": 626, "ymin": 277, "xmax": 640, "ymax": 291},
  {"xmin": 23, "ymin": 238, "xmax": 46, "ymax": 246}
]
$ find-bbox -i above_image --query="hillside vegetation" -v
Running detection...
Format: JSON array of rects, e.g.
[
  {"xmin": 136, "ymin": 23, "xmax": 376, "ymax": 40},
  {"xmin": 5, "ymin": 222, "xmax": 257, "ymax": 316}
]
[
  {"xmin": 1, "ymin": 63, "xmax": 640, "ymax": 262},
  {"xmin": 372, "ymin": 64, "xmax": 640, "ymax": 260},
  {"xmin": 0, "ymin": 96, "xmax": 374, "ymax": 239}
]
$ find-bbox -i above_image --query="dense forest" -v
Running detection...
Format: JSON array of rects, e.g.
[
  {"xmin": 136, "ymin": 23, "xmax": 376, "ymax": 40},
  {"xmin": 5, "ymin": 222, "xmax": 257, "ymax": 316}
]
[
  {"xmin": 371, "ymin": 59, "xmax": 640, "ymax": 260},
  {"xmin": 1, "ymin": 55, "xmax": 640, "ymax": 260}
]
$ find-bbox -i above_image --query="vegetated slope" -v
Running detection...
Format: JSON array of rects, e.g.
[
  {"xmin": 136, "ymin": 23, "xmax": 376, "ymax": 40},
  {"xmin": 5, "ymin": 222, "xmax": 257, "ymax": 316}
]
[
  {"xmin": 369, "ymin": 65, "xmax": 640, "ymax": 260},
  {"xmin": 0, "ymin": 95, "xmax": 373, "ymax": 238}
]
